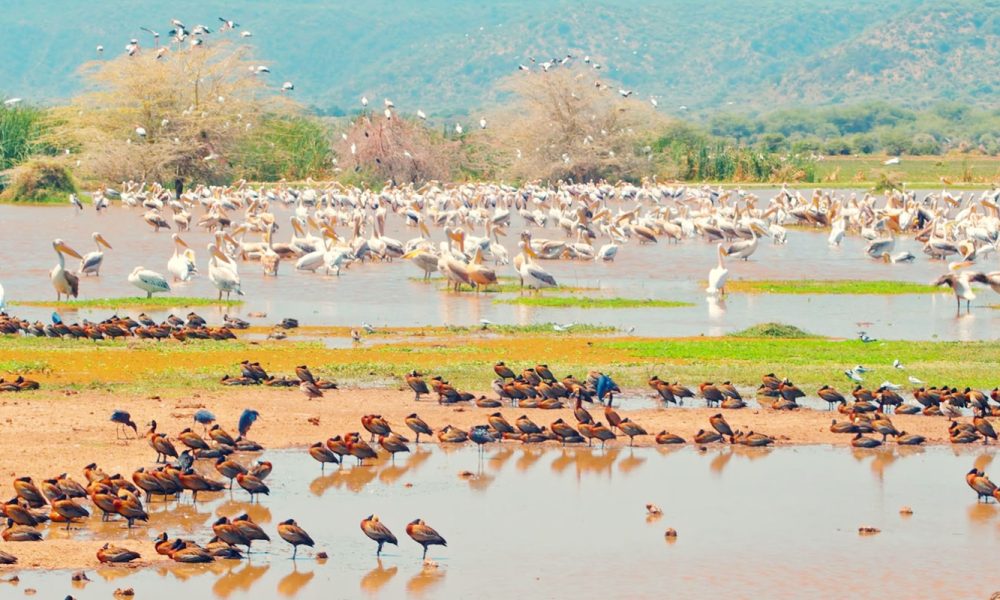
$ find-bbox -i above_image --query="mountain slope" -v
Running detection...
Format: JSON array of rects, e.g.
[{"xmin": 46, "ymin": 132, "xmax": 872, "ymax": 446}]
[{"xmin": 4, "ymin": 0, "xmax": 994, "ymax": 114}]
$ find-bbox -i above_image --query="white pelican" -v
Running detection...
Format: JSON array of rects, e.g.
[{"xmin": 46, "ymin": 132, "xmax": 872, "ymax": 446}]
[
  {"xmin": 79, "ymin": 232, "xmax": 112, "ymax": 276},
  {"xmin": 705, "ymin": 243, "xmax": 729, "ymax": 296},
  {"xmin": 50, "ymin": 239, "xmax": 82, "ymax": 301},
  {"xmin": 403, "ymin": 248, "xmax": 440, "ymax": 280},
  {"xmin": 516, "ymin": 242, "xmax": 556, "ymax": 291},
  {"xmin": 932, "ymin": 265, "xmax": 986, "ymax": 314},
  {"xmin": 128, "ymin": 266, "xmax": 171, "ymax": 298},
  {"xmin": 721, "ymin": 224, "xmax": 764, "ymax": 261},
  {"xmin": 596, "ymin": 243, "xmax": 619, "ymax": 262},
  {"xmin": 208, "ymin": 243, "xmax": 244, "ymax": 300},
  {"xmin": 167, "ymin": 234, "xmax": 197, "ymax": 281}
]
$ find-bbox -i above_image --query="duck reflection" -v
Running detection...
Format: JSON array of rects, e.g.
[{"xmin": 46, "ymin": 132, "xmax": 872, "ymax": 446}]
[{"xmin": 360, "ymin": 558, "xmax": 398, "ymax": 595}]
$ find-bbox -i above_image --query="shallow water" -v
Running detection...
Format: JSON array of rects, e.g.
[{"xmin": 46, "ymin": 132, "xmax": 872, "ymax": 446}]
[
  {"xmin": 5, "ymin": 445, "xmax": 999, "ymax": 598},
  {"xmin": 0, "ymin": 190, "xmax": 996, "ymax": 340}
]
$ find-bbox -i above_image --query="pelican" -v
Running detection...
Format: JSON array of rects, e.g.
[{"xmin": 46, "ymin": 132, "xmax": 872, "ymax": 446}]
[
  {"xmin": 516, "ymin": 241, "xmax": 557, "ymax": 290},
  {"xmin": 402, "ymin": 248, "xmax": 439, "ymax": 280},
  {"xmin": 932, "ymin": 266, "xmax": 987, "ymax": 314},
  {"xmin": 706, "ymin": 243, "xmax": 729, "ymax": 296},
  {"xmin": 208, "ymin": 243, "xmax": 244, "ymax": 300},
  {"xmin": 596, "ymin": 243, "xmax": 618, "ymax": 262},
  {"xmin": 50, "ymin": 239, "xmax": 82, "ymax": 301},
  {"xmin": 79, "ymin": 233, "xmax": 112, "ymax": 276},
  {"xmin": 128, "ymin": 266, "xmax": 171, "ymax": 298},
  {"xmin": 167, "ymin": 234, "xmax": 197, "ymax": 281},
  {"xmin": 721, "ymin": 224, "xmax": 764, "ymax": 261}
]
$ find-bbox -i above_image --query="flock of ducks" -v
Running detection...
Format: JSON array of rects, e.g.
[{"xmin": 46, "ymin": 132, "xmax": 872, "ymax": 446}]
[
  {"xmin": 17, "ymin": 180, "xmax": 1000, "ymax": 315},
  {"xmin": 0, "ymin": 310, "xmax": 245, "ymax": 341}
]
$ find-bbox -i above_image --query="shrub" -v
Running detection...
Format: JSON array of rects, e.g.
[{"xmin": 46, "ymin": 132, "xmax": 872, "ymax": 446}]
[{"xmin": 0, "ymin": 158, "xmax": 78, "ymax": 203}]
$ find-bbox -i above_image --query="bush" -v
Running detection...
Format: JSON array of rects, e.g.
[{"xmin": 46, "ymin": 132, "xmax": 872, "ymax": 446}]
[
  {"xmin": 0, "ymin": 102, "xmax": 49, "ymax": 170},
  {"xmin": 0, "ymin": 158, "xmax": 78, "ymax": 203},
  {"xmin": 233, "ymin": 115, "xmax": 332, "ymax": 181}
]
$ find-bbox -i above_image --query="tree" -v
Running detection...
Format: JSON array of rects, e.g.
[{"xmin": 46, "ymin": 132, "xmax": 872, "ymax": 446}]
[
  {"xmin": 334, "ymin": 112, "xmax": 458, "ymax": 185},
  {"xmin": 481, "ymin": 66, "xmax": 669, "ymax": 183},
  {"xmin": 49, "ymin": 39, "xmax": 291, "ymax": 183}
]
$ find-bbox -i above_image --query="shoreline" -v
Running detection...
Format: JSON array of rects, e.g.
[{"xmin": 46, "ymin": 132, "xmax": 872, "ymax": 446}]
[{"xmin": 0, "ymin": 387, "xmax": 989, "ymax": 571}]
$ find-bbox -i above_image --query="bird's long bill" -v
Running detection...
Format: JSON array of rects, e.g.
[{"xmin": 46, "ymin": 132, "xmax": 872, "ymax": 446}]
[
  {"xmin": 401, "ymin": 250, "xmax": 423, "ymax": 259},
  {"xmin": 175, "ymin": 236, "xmax": 189, "ymax": 248},
  {"xmin": 292, "ymin": 219, "xmax": 304, "ymax": 236},
  {"xmin": 223, "ymin": 233, "xmax": 238, "ymax": 247},
  {"xmin": 57, "ymin": 242, "xmax": 83, "ymax": 259},
  {"xmin": 525, "ymin": 244, "xmax": 539, "ymax": 259},
  {"xmin": 212, "ymin": 248, "xmax": 230, "ymax": 261},
  {"xmin": 322, "ymin": 227, "xmax": 338, "ymax": 241},
  {"xmin": 97, "ymin": 234, "xmax": 113, "ymax": 249}
]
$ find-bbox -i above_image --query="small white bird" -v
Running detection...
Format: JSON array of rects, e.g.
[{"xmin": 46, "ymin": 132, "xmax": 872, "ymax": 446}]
[
  {"xmin": 907, "ymin": 375, "xmax": 924, "ymax": 385},
  {"xmin": 69, "ymin": 194, "xmax": 84, "ymax": 211},
  {"xmin": 362, "ymin": 322, "xmax": 376, "ymax": 334},
  {"xmin": 552, "ymin": 322, "xmax": 574, "ymax": 332},
  {"xmin": 135, "ymin": 126, "xmax": 147, "ymax": 137},
  {"xmin": 884, "ymin": 157, "xmax": 901, "ymax": 166},
  {"xmin": 854, "ymin": 365, "xmax": 870, "ymax": 373},
  {"xmin": 96, "ymin": 45, "xmax": 104, "ymax": 53},
  {"xmin": 350, "ymin": 143, "xmax": 357, "ymax": 155},
  {"xmin": 241, "ymin": 31, "xmax": 253, "ymax": 38},
  {"xmin": 880, "ymin": 381, "xmax": 901, "ymax": 391},
  {"xmin": 844, "ymin": 369, "xmax": 864, "ymax": 383},
  {"xmin": 454, "ymin": 123, "xmax": 463, "ymax": 134},
  {"xmin": 384, "ymin": 98, "xmax": 394, "ymax": 108},
  {"xmin": 4, "ymin": 98, "xmax": 23, "ymax": 106},
  {"xmin": 361, "ymin": 96, "xmax": 369, "ymax": 107},
  {"xmin": 479, "ymin": 318, "xmax": 493, "ymax": 329},
  {"xmin": 858, "ymin": 332, "xmax": 876, "ymax": 343},
  {"xmin": 384, "ymin": 108, "xmax": 392, "ymax": 120},
  {"xmin": 650, "ymin": 97, "xmax": 658, "ymax": 107},
  {"xmin": 282, "ymin": 81, "xmax": 294, "ymax": 91},
  {"xmin": 892, "ymin": 359, "xmax": 904, "ymax": 370},
  {"xmin": 479, "ymin": 118, "xmax": 487, "ymax": 129},
  {"xmin": 417, "ymin": 109, "xmax": 427, "ymax": 120},
  {"xmin": 618, "ymin": 89, "xmax": 632, "ymax": 98},
  {"xmin": 518, "ymin": 64, "xmax": 530, "ymax": 71}
]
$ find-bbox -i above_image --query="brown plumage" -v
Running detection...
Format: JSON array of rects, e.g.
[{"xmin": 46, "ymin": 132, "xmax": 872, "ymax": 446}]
[
  {"xmin": 361, "ymin": 514, "xmax": 398, "ymax": 556},
  {"xmin": 278, "ymin": 519, "xmax": 314, "ymax": 559},
  {"xmin": 406, "ymin": 518, "xmax": 446, "ymax": 560}
]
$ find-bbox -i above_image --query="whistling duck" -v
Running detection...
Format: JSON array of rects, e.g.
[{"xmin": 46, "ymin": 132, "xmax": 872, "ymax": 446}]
[
  {"xmin": 363, "ymin": 414, "xmax": 392, "ymax": 441},
  {"xmin": 649, "ymin": 376, "xmax": 678, "ymax": 406},
  {"xmin": 406, "ymin": 518, "xmax": 447, "ymax": 560},
  {"xmin": 515, "ymin": 415, "xmax": 542, "ymax": 435},
  {"xmin": 974, "ymin": 416, "xmax": 997, "ymax": 444},
  {"xmin": 113, "ymin": 490, "xmax": 148, "ymax": 528},
  {"xmin": 213, "ymin": 516, "xmax": 251, "ymax": 549},
  {"xmin": 177, "ymin": 427, "xmax": 210, "ymax": 450},
  {"xmin": 2, "ymin": 525, "xmax": 42, "ymax": 542},
  {"xmin": 97, "ymin": 543, "xmax": 141, "ymax": 563},
  {"xmin": 487, "ymin": 412, "xmax": 515, "ymax": 437},
  {"xmin": 967, "ymin": 469, "xmax": 997, "ymax": 502},
  {"xmin": 700, "ymin": 383, "xmax": 724, "ymax": 408},
  {"xmin": 250, "ymin": 461, "xmax": 272, "ymax": 480},
  {"xmin": 51, "ymin": 494, "xmax": 90, "ymax": 529},
  {"xmin": 209, "ymin": 424, "xmax": 236, "ymax": 447},
  {"xmin": 2, "ymin": 498, "xmax": 39, "ymax": 526},
  {"xmin": 232, "ymin": 513, "xmax": 271, "ymax": 548},
  {"xmin": 896, "ymin": 404, "xmax": 921, "ymax": 415},
  {"xmin": 214, "ymin": 456, "xmax": 248, "ymax": 487},
  {"xmin": 406, "ymin": 371, "xmax": 430, "ymax": 401},
  {"xmin": 13, "ymin": 477, "xmax": 45, "ymax": 508},
  {"xmin": 818, "ymin": 386, "xmax": 846, "ymax": 410},
  {"xmin": 830, "ymin": 420, "xmax": 859, "ymax": 434},
  {"xmin": 0, "ymin": 550, "xmax": 15, "ymax": 564},
  {"xmin": 437, "ymin": 425, "xmax": 469, "ymax": 444},
  {"xmin": 379, "ymin": 434, "xmax": 411, "ymax": 462},
  {"xmin": 550, "ymin": 418, "xmax": 578, "ymax": 445},
  {"xmin": 405, "ymin": 414, "xmax": 433, "ymax": 443},
  {"xmin": 655, "ymin": 431, "xmax": 685, "ymax": 444},
  {"xmin": 361, "ymin": 515, "xmax": 398, "ymax": 556},
  {"xmin": 179, "ymin": 469, "xmax": 226, "ymax": 501},
  {"xmin": 146, "ymin": 421, "xmax": 178, "ymax": 463},
  {"xmin": 590, "ymin": 422, "xmax": 617, "ymax": 449},
  {"xmin": 476, "ymin": 396, "xmax": 502, "ymax": 408},
  {"xmin": 693, "ymin": 429, "xmax": 723, "ymax": 444},
  {"xmin": 310, "ymin": 441, "xmax": 341, "ymax": 471},
  {"xmin": 870, "ymin": 414, "xmax": 900, "ymax": 442},
  {"xmin": 494, "ymin": 361, "xmax": 516, "ymax": 380},
  {"xmin": 207, "ymin": 537, "xmax": 244, "ymax": 559},
  {"xmin": 236, "ymin": 473, "xmax": 269, "ymax": 502},
  {"xmin": 55, "ymin": 474, "xmax": 87, "ymax": 499},
  {"xmin": 851, "ymin": 433, "xmax": 881, "ymax": 448},
  {"xmin": 347, "ymin": 434, "xmax": 379, "ymax": 465},
  {"xmin": 278, "ymin": 519, "xmax": 314, "ymax": 559},
  {"xmin": 572, "ymin": 397, "xmax": 594, "ymax": 425},
  {"xmin": 618, "ymin": 418, "xmax": 648, "ymax": 446},
  {"xmin": 709, "ymin": 414, "xmax": 733, "ymax": 437},
  {"xmin": 896, "ymin": 432, "xmax": 925, "ymax": 445},
  {"xmin": 168, "ymin": 538, "xmax": 214, "ymax": 563}
]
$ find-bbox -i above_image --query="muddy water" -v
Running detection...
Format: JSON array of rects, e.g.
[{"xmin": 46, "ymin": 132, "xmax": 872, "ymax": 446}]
[
  {"xmin": 0, "ymin": 191, "xmax": 996, "ymax": 340},
  {"xmin": 4, "ymin": 446, "xmax": 999, "ymax": 598}
]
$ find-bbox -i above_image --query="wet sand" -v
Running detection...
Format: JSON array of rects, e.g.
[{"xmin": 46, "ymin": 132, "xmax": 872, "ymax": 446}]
[{"xmin": 0, "ymin": 386, "xmax": 980, "ymax": 571}]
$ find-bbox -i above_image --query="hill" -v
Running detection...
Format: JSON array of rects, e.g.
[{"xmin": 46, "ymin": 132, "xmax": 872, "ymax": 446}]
[{"xmin": 4, "ymin": 0, "xmax": 998, "ymax": 115}]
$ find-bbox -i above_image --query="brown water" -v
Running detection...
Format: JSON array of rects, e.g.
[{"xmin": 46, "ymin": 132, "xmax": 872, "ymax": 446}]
[
  {"xmin": 4, "ymin": 445, "xmax": 999, "ymax": 598},
  {"xmin": 0, "ymin": 190, "xmax": 995, "ymax": 341}
]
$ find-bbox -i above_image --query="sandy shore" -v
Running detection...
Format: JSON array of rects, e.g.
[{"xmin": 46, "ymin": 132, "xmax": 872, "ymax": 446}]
[{"xmin": 0, "ymin": 386, "xmax": 978, "ymax": 570}]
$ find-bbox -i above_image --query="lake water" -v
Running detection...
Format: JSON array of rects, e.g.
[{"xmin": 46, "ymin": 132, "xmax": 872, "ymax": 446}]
[{"xmin": 4, "ymin": 445, "xmax": 999, "ymax": 599}]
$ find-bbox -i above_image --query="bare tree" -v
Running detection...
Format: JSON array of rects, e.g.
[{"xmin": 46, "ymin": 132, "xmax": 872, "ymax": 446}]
[
  {"xmin": 48, "ymin": 40, "xmax": 292, "ymax": 183},
  {"xmin": 478, "ymin": 66, "xmax": 669, "ymax": 183},
  {"xmin": 335, "ymin": 112, "xmax": 458, "ymax": 185}
]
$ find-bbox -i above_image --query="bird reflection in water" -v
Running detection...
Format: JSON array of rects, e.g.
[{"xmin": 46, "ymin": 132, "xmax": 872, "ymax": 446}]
[
  {"xmin": 360, "ymin": 558, "xmax": 398, "ymax": 595},
  {"xmin": 212, "ymin": 563, "xmax": 269, "ymax": 599},
  {"xmin": 406, "ymin": 564, "xmax": 446, "ymax": 597},
  {"xmin": 277, "ymin": 565, "xmax": 315, "ymax": 597}
]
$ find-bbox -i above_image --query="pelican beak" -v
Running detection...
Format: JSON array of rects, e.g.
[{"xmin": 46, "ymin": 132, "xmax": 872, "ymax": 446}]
[
  {"xmin": 223, "ymin": 233, "xmax": 238, "ymax": 246},
  {"xmin": 175, "ymin": 236, "xmax": 189, "ymax": 249},
  {"xmin": 322, "ymin": 227, "xmax": 338, "ymax": 241},
  {"xmin": 402, "ymin": 250, "xmax": 422, "ymax": 259},
  {"xmin": 57, "ymin": 242, "xmax": 82, "ymax": 259},
  {"xmin": 949, "ymin": 260, "xmax": 974, "ymax": 272},
  {"xmin": 212, "ymin": 248, "xmax": 229, "ymax": 261},
  {"xmin": 307, "ymin": 216, "xmax": 319, "ymax": 230},
  {"xmin": 525, "ymin": 244, "xmax": 539, "ymax": 259},
  {"xmin": 292, "ymin": 220, "xmax": 304, "ymax": 236},
  {"xmin": 97, "ymin": 234, "xmax": 113, "ymax": 249}
]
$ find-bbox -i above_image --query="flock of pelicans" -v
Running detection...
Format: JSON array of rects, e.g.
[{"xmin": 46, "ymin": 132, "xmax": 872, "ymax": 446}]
[
  {"xmin": 6, "ymin": 180, "xmax": 999, "ymax": 314},
  {"xmin": 0, "ymin": 359, "xmax": 998, "ymax": 572}
]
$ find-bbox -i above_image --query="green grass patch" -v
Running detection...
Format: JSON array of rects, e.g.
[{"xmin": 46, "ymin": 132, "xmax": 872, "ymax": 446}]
[
  {"xmin": 411, "ymin": 276, "xmax": 597, "ymax": 294},
  {"xmin": 726, "ymin": 279, "xmax": 941, "ymax": 295},
  {"xmin": 12, "ymin": 297, "xmax": 244, "ymax": 309},
  {"xmin": 730, "ymin": 322, "xmax": 816, "ymax": 338},
  {"xmin": 496, "ymin": 296, "xmax": 693, "ymax": 309}
]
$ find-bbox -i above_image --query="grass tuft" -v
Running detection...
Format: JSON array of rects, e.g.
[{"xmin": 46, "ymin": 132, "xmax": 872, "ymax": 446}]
[
  {"xmin": 726, "ymin": 279, "xmax": 941, "ymax": 295},
  {"xmin": 730, "ymin": 323, "xmax": 816, "ymax": 339}
]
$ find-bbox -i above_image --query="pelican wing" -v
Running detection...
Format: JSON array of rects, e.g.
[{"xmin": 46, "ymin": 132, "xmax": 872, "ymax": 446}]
[
  {"xmin": 80, "ymin": 252, "xmax": 103, "ymax": 272},
  {"xmin": 525, "ymin": 264, "xmax": 556, "ymax": 287},
  {"xmin": 137, "ymin": 270, "xmax": 170, "ymax": 291}
]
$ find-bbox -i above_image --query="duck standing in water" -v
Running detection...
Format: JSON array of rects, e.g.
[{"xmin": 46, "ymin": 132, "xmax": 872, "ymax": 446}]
[
  {"xmin": 406, "ymin": 518, "xmax": 447, "ymax": 560},
  {"xmin": 278, "ymin": 518, "xmax": 314, "ymax": 559},
  {"xmin": 361, "ymin": 515, "xmax": 398, "ymax": 556}
]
